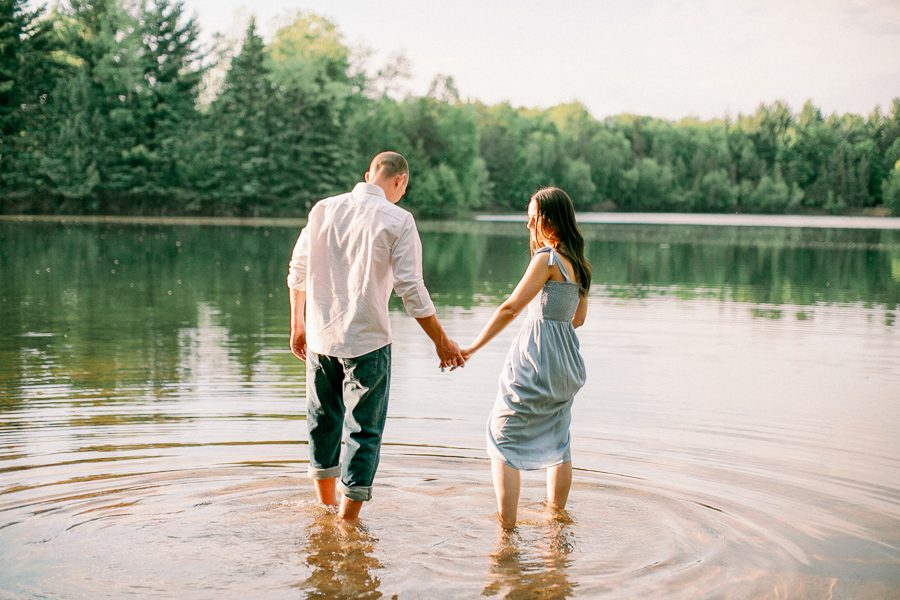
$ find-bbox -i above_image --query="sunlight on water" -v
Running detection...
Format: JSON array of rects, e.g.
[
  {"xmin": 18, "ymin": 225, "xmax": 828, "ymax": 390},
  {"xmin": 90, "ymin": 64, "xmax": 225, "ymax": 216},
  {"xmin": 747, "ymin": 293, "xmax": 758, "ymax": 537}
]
[{"xmin": 0, "ymin": 220, "xmax": 898, "ymax": 598}]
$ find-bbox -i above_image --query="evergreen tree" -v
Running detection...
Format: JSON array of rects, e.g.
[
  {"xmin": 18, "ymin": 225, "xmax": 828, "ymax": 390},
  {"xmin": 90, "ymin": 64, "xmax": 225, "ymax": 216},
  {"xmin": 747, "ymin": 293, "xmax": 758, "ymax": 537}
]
[
  {"xmin": 56, "ymin": 0, "xmax": 145, "ymax": 210},
  {"xmin": 0, "ymin": 0, "xmax": 61, "ymax": 203},
  {"xmin": 204, "ymin": 18, "xmax": 273, "ymax": 214},
  {"xmin": 137, "ymin": 0, "xmax": 204, "ymax": 211},
  {"xmin": 38, "ymin": 70, "xmax": 101, "ymax": 211},
  {"xmin": 265, "ymin": 10, "xmax": 359, "ymax": 211}
]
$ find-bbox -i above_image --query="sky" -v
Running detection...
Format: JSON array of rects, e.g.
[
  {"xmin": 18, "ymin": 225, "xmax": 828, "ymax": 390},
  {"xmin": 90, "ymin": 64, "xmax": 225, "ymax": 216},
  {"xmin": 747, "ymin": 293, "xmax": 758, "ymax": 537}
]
[{"xmin": 181, "ymin": 0, "xmax": 900, "ymax": 120}]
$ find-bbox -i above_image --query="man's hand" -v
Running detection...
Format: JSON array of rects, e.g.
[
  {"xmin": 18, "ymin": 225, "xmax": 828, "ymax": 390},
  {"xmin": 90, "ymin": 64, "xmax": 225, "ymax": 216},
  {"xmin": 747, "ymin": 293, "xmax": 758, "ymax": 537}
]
[
  {"xmin": 437, "ymin": 337, "xmax": 465, "ymax": 371},
  {"xmin": 289, "ymin": 288, "xmax": 307, "ymax": 361},
  {"xmin": 414, "ymin": 313, "xmax": 464, "ymax": 372},
  {"xmin": 290, "ymin": 326, "xmax": 307, "ymax": 361}
]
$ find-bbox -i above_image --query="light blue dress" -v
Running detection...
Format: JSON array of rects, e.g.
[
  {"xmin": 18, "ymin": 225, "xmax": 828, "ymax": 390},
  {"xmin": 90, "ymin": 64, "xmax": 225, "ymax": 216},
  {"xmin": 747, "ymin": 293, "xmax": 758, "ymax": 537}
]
[{"xmin": 487, "ymin": 247, "xmax": 587, "ymax": 470}]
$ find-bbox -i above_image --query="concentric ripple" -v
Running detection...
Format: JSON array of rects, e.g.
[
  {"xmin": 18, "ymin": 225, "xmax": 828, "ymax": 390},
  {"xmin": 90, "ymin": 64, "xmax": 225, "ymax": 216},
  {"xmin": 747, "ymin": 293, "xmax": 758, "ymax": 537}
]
[{"xmin": 1, "ymin": 220, "xmax": 899, "ymax": 598}]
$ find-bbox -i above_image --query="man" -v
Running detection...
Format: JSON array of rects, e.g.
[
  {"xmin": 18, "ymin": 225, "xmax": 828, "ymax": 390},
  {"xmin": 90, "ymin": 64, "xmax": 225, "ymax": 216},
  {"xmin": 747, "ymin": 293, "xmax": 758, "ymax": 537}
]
[{"xmin": 287, "ymin": 151, "xmax": 464, "ymax": 520}]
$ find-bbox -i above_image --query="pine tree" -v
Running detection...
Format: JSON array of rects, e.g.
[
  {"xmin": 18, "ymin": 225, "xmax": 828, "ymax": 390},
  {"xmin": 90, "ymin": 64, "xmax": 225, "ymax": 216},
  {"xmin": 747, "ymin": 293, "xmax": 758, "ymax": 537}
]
[
  {"xmin": 56, "ymin": 0, "xmax": 145, "ymax": 211},
  {"xmin": 38, "ymin": 70, "xmax": 101, "ymax": 210},
  {"xmin": 137, "ymin": 0, "xmax": 203, "ymax": 211},
  {"xmin": 265, "ymin": 10, "xmax": 358, "ymax": 213},
  {"xmin": 0, "ymin": 0, "xmax": 61, "ymax": 203},
  {"xmin": 204, "ymin": 18, "xmax": 273, "ymax": 215}
]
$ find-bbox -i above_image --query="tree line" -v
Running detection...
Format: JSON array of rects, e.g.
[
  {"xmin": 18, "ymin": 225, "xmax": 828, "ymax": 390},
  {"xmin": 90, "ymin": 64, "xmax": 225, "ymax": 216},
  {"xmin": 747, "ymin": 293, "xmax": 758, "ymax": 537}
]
[{"xmin": 3, "ymin": 0, "xmax": 900, "ymax": 218}]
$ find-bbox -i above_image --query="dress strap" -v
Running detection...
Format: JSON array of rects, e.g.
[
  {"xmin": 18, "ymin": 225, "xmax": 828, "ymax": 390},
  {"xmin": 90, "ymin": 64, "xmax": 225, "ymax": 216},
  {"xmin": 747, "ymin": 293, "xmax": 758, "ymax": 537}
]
[{"xmin": 541, "ymin": 247, "xmax": 571, "ymax": 282}]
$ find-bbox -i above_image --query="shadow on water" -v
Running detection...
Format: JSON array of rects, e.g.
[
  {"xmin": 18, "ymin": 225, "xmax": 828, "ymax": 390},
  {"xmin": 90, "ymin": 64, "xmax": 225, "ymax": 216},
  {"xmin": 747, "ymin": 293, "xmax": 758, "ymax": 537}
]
[
  {"xmin": 298, "ymin": 512, "xmax": 384, "ymax": 600},
  {"xmin": 483, "ymin": 509, "xmax": 577, "ymax": 599}
]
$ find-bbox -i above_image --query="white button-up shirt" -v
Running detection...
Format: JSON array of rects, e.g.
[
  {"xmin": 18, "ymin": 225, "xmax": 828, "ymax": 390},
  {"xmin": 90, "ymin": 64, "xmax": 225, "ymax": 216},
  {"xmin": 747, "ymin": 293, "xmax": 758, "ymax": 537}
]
[{"xmin": 287, "ymin": 182, "xmax": 436, "ymax": 358}]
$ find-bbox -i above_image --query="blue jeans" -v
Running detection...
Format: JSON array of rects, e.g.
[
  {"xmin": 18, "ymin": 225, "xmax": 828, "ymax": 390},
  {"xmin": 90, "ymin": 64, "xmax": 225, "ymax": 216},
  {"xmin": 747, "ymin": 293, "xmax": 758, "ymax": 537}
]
[{"xmin": 306, "ymin": 345, "xmax": 391, "ymax": 502}]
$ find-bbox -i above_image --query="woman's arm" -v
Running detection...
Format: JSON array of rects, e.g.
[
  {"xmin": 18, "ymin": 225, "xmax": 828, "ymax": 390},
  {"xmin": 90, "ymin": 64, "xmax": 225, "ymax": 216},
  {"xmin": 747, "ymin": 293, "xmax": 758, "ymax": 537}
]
[
  {"xmin": 462, "ymin": 253, "xmax": 551, "ymax": 357},
  {"xmin": 573, "ymin": 295, "xmax": 588, "ymax": 328}
]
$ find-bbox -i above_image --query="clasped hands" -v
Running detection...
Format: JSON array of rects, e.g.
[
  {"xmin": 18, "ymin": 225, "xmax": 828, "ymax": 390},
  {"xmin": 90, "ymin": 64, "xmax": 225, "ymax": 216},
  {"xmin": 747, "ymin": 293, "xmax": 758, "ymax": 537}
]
[{"xmin": 436, "ymin": 338, "xmax": 475, "ymax": 372}]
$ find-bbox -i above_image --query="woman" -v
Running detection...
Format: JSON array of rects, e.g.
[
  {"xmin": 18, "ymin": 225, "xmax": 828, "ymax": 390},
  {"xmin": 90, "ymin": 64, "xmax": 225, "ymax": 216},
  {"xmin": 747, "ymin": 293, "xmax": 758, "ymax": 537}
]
[{"xmin": 462, "ymin": 187, "xmax": 591, "ymax": 529}]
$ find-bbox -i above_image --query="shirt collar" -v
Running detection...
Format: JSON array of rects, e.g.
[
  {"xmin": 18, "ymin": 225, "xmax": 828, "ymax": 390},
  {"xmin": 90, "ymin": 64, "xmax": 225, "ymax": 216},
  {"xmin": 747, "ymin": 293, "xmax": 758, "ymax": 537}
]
[{"xmin": 353, "ymin": 182, "xmax": 388, "ymax": 201}]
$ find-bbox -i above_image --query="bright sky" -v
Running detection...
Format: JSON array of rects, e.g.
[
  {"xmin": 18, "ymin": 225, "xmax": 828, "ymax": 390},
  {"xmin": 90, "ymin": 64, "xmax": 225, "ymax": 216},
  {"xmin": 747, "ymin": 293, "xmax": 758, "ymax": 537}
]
[{"xmin": 187, "ymin": 0, "xmax": 899, "ymax": 120}]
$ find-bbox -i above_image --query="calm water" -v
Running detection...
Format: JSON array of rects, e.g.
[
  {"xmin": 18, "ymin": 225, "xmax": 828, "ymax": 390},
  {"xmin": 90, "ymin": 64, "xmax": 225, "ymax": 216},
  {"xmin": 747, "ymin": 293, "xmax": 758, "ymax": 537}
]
[{"xmin": 1, "ymin": 218, "xmax": 899, "ymax": 599}]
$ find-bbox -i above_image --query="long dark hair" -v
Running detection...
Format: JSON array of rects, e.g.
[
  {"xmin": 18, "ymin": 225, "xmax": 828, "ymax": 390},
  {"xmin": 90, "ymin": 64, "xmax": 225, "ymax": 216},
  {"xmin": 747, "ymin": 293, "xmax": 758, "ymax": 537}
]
[{"xmin": 530, "ymin": 187, "xmax": 592, "ymax": 297}]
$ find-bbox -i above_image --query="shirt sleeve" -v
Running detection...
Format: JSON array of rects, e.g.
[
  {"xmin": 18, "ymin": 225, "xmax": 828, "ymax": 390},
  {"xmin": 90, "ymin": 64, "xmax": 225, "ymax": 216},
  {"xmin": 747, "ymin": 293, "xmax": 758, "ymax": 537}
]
[
  {"xmin": 391, "ymin": 214, "xmax": 436, "ymax": 319},
  {"xmin": 286, "ymin": 226, "xmax": 310, "ymax": 291}
]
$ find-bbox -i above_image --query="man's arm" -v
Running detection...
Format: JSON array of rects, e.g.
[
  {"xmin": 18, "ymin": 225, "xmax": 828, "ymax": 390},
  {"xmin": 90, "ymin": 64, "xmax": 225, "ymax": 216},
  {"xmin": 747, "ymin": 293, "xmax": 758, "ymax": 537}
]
[
  {"xmin": 392, "ymin": 215, "xmax": 464, "ymax": 369},
  {"xmin": 415, "ymin": 313, "xmax": 463, "ymax": 370},
  {"xmin": 287, "ymin": 227, "xmax": 310, "ymax": 361}
]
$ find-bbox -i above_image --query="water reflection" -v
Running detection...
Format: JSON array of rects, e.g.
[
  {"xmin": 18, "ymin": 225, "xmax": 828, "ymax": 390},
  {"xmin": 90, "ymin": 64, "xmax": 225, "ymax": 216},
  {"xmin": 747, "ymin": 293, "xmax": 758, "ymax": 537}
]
[
  {"xmin": 1, "ymin": 219, "xmax": 897, "ymax": 432},
  {"xmin": 298, "ymin": 512, "xmax": 384, "ymax": 599},
  {"xmin": 483, "ymin": 510, "xmax": 577, "ymax": 599},
  {"xmin": 1, "ymin": 221, "xmax": 897, "ymax": 408}
]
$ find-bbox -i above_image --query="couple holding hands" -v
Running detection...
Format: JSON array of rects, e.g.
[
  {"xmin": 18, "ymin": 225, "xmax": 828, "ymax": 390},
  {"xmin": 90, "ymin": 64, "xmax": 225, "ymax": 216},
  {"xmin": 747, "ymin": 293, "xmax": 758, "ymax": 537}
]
[{"xmin": 288, "ymin": 152, "xmax": 591, "ymax": 529}]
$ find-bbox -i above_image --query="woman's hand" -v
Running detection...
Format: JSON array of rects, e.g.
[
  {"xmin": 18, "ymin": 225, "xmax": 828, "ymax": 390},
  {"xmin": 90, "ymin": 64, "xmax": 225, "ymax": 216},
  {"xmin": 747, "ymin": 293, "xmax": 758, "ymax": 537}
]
[{"xmin": 460, "ymin": 347, "xmax": 474, "ymax": 361}]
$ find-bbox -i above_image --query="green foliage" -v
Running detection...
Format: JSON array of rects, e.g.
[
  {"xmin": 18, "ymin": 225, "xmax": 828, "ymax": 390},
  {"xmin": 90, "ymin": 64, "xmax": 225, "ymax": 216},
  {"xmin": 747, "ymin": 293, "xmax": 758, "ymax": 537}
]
[
  {"xmin": 199, "ymin": 18, "xmax": 274, "ymax": 214},
  {"xmin": 265, "ymin": 11, "xmax": 357, "ymax": 99},
  {"xmin": 0, "ymin": 0, "xmax": 65, "ymax": 200},
  {"xmin": 697, "ymin": 168, "xmax": 738, "ymax": 213},
  {"xmin": 135, "ymin": 0, "xmax": 204, "ymax": 207},
  {"xmin": 742, "ymin": 174, "xmax": 796, "ymax": 214},
  {"xmin": 1, "ymin": 2, "xmax": 898, "ymax": 218},
  {"xmin": 38, "ymin": 69, "xmax": 101, "ymax": 206},
  {"xmin": 411, "ymin": 163, "xmax": 464, "ymax": 218},
  {"xmin": 561, "ymin": 159, "xmax": 595, "ymax": 210},
  {"xmin": 884, "ymin": 162, "xmax": 900, "ymax": 215},
  {"xmin": 621, "ymin": 158, "xmax": 674, "ymax": 211}
]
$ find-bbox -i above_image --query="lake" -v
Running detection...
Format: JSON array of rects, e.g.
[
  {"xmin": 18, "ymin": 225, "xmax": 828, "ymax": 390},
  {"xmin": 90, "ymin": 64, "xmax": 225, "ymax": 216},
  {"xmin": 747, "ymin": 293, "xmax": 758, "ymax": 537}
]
[{"xmin": 1, "ymin": 216, "xmax": 898, "ymax": 598}]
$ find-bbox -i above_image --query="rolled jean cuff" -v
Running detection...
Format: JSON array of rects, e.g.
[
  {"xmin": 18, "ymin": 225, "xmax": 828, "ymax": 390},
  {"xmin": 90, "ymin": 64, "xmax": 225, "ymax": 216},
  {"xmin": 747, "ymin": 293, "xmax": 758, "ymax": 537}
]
[
  {"xmin": 339, "ymin": 481, "xmax": 372, "ymax": 502},
  {"xmin": 307, "ymin": 464, "xmax": 341, "ymax": 480}
]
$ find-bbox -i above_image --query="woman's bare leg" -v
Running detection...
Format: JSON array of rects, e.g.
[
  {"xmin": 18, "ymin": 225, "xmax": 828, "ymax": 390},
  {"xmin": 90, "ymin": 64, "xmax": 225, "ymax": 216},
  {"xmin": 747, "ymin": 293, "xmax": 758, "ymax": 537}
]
[
  {"xmin": 546, "ymin": 462, "xmax": 572, "ymax": 510},
  {"xmin": 492, "ymin": 459, "xmax": 521, "ymax": 529}
]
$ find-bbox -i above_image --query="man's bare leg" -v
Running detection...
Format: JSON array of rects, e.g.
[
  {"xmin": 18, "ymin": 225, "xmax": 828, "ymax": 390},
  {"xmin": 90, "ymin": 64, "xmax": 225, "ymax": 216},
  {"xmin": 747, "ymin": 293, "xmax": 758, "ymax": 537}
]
[
  {"xmin": 314, "ymin": 477, "xmax": 338, "ymax": 506},
  {"xmin": 339, "ymin": 497, "xmax": 363, "ymax": 520}
]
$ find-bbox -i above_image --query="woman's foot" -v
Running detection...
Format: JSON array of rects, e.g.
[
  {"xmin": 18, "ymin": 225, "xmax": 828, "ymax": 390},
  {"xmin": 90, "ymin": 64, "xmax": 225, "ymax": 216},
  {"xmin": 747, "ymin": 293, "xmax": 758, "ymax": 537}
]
[
  {"xmin": 497, "ymin": 512, "xmax": 517, "ymax": 530},
  {"xmin": 543, "ymin": 499, "xmax": 574, "ymax": 524}
]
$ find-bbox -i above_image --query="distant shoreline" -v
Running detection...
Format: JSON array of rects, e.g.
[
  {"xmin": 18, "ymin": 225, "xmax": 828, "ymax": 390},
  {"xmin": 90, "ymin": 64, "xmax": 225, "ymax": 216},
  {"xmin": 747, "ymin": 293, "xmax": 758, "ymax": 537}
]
[
  {"xmin": 0, "ymin": 214, "xmax": 306, "ymax": 227},
  {"xmin": 3, "ymin": 212, "xmax": 900, "ymax": 230},
  {"xmin": 480, "ymin": 213, "xmax": 900, "ymax": 230}
]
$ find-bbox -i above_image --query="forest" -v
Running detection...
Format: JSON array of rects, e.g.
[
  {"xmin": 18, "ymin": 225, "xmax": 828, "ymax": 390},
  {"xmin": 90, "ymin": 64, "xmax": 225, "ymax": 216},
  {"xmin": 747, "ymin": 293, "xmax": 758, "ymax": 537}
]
[{"xmin": 3, "ymin": 0, "xmax": 900, "ymax": 218}]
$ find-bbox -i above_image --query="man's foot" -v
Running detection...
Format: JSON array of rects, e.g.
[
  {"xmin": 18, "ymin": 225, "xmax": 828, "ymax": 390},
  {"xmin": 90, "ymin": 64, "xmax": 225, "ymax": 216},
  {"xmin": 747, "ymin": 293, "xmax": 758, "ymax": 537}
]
[
  {"xmin": 314, "ymin": 477, "xmax": 339, "ymax": 506},
  {"xmin": 339, "ymin": 497, "xmax": 364, "ymax": 520}
]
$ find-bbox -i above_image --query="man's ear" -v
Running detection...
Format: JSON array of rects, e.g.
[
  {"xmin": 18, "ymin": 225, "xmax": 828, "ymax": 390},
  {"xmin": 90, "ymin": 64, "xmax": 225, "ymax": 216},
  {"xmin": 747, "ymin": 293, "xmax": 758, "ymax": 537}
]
[{"xmin": 364, "ymin": 171, "xmax": 370, "ymax": 183}]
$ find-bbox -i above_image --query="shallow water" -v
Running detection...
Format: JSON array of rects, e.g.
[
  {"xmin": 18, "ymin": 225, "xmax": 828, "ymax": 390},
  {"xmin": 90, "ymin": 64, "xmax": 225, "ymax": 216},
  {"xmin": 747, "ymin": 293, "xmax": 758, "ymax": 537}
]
[{"xmin": 0, "ymin": 219, "xmax": 899, "ymax": 599}]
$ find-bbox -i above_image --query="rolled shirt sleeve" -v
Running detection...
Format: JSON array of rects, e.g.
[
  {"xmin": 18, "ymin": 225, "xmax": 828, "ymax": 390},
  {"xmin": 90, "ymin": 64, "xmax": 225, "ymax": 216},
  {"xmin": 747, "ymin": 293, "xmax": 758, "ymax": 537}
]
[
  {"xmin": 286, "ymin": 226, "xmax": 310, "ymax": 291},
  {"xmin": 391, "ymin": 214, "xmax": 436, "ymax": 319}
]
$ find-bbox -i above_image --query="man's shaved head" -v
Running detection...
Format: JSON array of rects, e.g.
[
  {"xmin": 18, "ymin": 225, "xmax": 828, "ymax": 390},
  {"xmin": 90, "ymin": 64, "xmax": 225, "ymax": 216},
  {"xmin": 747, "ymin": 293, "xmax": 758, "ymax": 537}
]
[{"xmin": 369, "ymin": 151, "xmax": 409, "ymax": 178}]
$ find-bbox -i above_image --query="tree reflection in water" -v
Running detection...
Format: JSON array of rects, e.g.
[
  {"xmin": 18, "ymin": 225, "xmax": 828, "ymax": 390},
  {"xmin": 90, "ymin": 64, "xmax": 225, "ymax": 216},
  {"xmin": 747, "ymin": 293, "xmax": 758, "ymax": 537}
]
[
  {"xmin": 298, "ymin": 512, "xmax": 384, "ymax": 600},
  {"xmin": 483, "ymin": 507, "xmax": 577, "ymax": 599}
]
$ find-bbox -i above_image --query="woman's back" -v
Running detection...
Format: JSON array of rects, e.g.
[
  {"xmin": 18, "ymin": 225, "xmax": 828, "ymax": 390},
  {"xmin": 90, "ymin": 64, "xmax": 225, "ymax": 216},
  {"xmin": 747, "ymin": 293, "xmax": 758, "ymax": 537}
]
[{"xmin": 528, "ymin": 247, "xmax": 581, "ymax": 323}]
